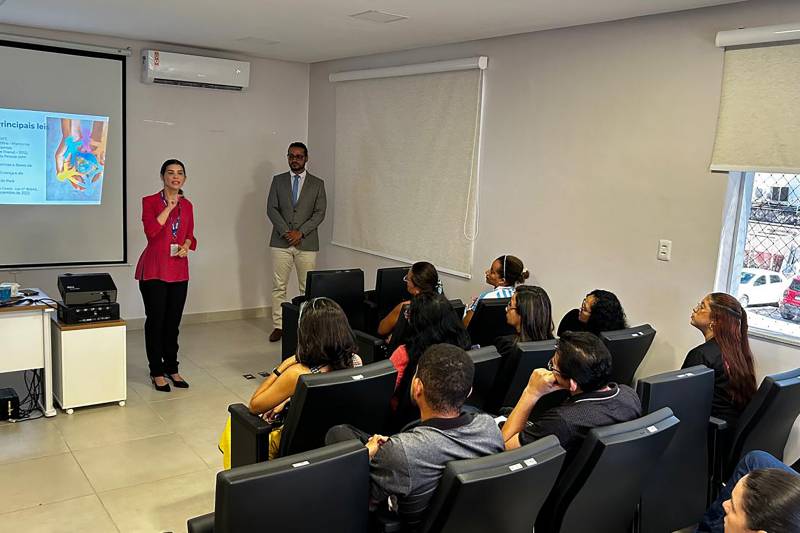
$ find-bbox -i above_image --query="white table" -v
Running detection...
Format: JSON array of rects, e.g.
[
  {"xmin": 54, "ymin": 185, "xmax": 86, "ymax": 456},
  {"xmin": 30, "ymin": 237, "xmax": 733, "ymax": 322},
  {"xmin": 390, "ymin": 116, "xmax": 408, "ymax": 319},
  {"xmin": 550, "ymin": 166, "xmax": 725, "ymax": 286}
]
[{"xmin": 0, "ymin": 290, "xmax": 56, "ymax": 417}]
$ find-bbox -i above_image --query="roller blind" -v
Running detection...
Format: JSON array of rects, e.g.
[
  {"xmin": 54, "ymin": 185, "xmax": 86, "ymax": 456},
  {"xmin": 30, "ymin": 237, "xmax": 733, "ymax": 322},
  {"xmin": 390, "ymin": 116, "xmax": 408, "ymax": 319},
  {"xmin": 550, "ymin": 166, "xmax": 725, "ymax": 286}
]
[
  {"xmin": 332, "ymin": 68, "xmax": 482, "ymax": 277},
  {"xmin": 711, "ymin": 42, "xmax": 800, "ymax": 173}
]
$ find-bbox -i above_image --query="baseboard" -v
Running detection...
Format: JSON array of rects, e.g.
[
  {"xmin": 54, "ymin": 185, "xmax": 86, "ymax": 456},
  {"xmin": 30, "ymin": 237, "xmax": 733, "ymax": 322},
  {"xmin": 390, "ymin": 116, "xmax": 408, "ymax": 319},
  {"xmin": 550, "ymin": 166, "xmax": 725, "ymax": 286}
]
[{"xmin": 125, "ymin": 306, "xmax": 270, "ymax": 331}]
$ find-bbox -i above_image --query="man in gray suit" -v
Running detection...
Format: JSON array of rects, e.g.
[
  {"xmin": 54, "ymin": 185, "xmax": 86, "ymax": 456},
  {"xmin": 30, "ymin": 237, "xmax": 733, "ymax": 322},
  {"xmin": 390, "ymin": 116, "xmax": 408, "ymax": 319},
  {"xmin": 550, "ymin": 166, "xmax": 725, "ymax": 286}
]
[{"xmin": 266, "ymin": 142, "xmax": 327, "ymax": 342}]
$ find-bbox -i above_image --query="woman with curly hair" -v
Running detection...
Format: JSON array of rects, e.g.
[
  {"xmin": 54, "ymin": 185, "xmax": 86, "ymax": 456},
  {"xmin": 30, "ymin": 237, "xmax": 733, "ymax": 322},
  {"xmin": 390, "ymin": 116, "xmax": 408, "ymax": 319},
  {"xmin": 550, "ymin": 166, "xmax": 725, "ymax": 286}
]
[
  {"xmin": 557, "ymin": 289, "xmax": 627, "ymax": 337},
  {"xmin": 683, "ymin": 292, "xmax": 757, "ymax": 428}
]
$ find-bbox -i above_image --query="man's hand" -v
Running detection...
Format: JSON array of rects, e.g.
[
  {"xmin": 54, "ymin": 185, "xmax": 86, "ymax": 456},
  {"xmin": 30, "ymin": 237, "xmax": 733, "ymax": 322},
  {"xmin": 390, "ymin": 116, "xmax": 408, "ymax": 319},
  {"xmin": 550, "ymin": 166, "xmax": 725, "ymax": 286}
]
[
  {"xmin": 525, "ymin": 369, "xmax": 565, "ymax": 398},
  {"xmin": 285, "ymin": 230, "xmax": 303, "ymax": 247},
  {"xmin": 365, "ymin": 434, "xmax": 389, "ymax": 459}
]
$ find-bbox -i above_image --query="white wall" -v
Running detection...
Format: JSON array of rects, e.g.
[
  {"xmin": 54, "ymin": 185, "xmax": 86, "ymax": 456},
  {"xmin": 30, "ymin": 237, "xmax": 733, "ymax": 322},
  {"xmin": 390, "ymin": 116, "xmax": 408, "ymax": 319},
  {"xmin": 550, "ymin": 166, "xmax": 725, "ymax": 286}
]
[
  {"xmin": 0, "ymin": 23, "xmax": 309, "ymax": 320},
  {"xmin": 307, "ymin": 0, "xmax": 800, "ymax": 458}
]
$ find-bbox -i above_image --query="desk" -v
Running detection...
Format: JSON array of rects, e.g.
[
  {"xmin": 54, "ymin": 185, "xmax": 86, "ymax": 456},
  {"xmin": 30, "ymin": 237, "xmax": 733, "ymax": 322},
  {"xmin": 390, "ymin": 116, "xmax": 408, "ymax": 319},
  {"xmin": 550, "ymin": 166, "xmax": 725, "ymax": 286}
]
[{"xmin": 0, "ymin": 290, "xmax": 56, "ymax": 417}]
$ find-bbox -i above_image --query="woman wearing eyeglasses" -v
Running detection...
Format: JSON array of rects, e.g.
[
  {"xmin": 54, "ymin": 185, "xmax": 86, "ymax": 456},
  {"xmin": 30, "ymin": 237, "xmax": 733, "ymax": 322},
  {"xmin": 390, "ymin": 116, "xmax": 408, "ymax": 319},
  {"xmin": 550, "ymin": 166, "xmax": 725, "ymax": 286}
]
[
  {"xmin": 556, "ymin": 289, "xmax": 627, "ymax": 337},
  {"xmin": 490, "ymin": 286, "xmax": 555, "ymax": 407},
  {"xmin": 463, "ymin": 255, "xmax": 529, "ymax": 327},
  {"xmin": 377, "ymin": 261, "xmax": 443, "ymax": 338},
  {"xmin": 249, "ymin": 298, "xmax": 362, "ymax": 417},
  {"xmin": 683, "ymin": 293, "xmax": 757, "ymax": 429}
]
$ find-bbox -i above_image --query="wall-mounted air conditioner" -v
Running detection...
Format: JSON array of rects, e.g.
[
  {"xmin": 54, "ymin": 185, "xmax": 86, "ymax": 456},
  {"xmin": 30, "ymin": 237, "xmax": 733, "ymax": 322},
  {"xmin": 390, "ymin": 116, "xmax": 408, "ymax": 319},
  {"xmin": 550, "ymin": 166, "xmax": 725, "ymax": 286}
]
[{"xmin": 141, "ymin": 50, "xmax": 250, "ymax": 91}]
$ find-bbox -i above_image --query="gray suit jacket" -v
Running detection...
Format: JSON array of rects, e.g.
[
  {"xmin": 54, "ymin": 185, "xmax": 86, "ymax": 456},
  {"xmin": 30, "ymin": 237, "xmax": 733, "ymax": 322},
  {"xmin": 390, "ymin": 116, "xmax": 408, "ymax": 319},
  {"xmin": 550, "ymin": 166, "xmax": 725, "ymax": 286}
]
[{"xmin": 267, "ymin": 171, "xmax": 327, "ymax": 251}]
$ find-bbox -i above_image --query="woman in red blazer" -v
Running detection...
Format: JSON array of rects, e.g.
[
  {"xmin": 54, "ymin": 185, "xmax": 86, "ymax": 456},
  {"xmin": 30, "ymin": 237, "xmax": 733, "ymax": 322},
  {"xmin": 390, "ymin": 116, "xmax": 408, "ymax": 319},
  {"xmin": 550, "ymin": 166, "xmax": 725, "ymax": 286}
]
[{"xmin": 135, "ymin": 159, "xmax": 197, "ymax": 392}]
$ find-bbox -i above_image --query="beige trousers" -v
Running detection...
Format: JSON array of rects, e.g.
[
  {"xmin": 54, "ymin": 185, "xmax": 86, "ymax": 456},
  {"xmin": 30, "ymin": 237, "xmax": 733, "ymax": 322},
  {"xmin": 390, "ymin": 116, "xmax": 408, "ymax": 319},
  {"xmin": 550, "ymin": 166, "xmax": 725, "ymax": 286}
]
[{"xmin": 271, "ymin": 246, "xmax": 317, "ymax": 328}]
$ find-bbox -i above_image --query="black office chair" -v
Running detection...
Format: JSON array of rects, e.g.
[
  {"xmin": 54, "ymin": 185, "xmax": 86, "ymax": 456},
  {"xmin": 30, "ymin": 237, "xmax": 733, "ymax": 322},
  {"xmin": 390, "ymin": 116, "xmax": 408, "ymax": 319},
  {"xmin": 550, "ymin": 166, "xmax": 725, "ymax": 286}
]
[
  {"xmin": 187, "ymin": 440, "xmax": 369, "ymax": 533},
  {"xmin": 364, "ymin": 266, "xmax": 410, "ymax": 334},
  {"xmin": 536, "ymin": 407, "xmax": 680, "ymax": 533},
  {"xmin": 466, "ymin": 298, "xmax": 515, "ymax": 348},
  {"xmin": 419, "ymin": 435, "xmax": 566, "ymax": 533},
  {"xmin": 711, "ymin": 367, "xmax": 800, "ymax": 486},
  {"xmin": 228, "ymin": 360, "xmax": 396, "ymax": 467},
  {"xmin": 281, "ymin": 268, "xmax": 365, "ymax": 359},
  {"xmin": 600, "ymin": 324, "xmax": 656, "ymax": 386},
  {"xmin": 464, "ymin": 346, "xmax": 502, "ymax": 410},
  {"xmin": 486, "ymin": 339, "xmax": 558, "ymax": 412},
  {"xmin": 636, "ymin": 365, "xmax": 714, "ymax": 533}
]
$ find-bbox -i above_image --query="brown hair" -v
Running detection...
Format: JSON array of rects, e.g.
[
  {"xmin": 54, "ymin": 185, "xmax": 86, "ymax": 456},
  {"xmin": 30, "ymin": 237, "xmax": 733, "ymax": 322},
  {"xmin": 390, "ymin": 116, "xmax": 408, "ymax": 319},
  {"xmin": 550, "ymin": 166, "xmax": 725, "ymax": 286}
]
[
  {"xmin": 495, "ymin": 255, "xmax": 530, "ymax": 286},
  {"xmin": 296, "ymin": 298, "xmax": 357, "ymax": 370},
  {"xmin": 708, "ymin": 292, "xmax": 757, "ymax": 409}
]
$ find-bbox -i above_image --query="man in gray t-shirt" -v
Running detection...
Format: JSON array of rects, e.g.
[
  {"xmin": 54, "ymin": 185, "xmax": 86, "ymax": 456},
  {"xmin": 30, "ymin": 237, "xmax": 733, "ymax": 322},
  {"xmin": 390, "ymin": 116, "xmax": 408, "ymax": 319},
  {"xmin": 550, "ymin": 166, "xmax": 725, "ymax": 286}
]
[{"xmin": 326, "ymin": 344, "xmax": 504, "ymax": 526}]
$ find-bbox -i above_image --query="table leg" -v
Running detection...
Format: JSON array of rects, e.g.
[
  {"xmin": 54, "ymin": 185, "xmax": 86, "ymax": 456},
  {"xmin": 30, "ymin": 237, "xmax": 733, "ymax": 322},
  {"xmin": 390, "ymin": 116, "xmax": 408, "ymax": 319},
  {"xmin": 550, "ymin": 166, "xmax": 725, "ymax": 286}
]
[{"xmin": 41, "ymin": 310, "xmax": 56, "ymax": 417}]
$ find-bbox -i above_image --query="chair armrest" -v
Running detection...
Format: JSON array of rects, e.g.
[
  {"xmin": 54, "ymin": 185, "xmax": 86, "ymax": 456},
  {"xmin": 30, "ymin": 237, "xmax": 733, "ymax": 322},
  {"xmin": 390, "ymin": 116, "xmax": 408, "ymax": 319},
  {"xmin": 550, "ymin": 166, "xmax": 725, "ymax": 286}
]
[
  {"xmin": 709, "ymin": 416, "xmax": 728, "ymax": 432},
  {"xmin": 281, "ymin": 302, "xmax": 301, "ymax": 359},
  {"xmin": 370, "ymin": 508, "xmax": 404, "ymax": 533},
  {"xmin": 229, "ymin": 403, "xmax": 273, "ymax": 435},
  {"xmin": 353, "ymin": 329, "xmax": 387, "ymax": 364},
  {"xmin": 708, "ymin": 415, "xmax": 731, "ymax": 504},
  {"xmin": 291, "ymin": 295, "xmax": 306, "ymax": 306},
  {"xmin": 187, "ymin": 512, "xmax": 215, "ymax": 533}
]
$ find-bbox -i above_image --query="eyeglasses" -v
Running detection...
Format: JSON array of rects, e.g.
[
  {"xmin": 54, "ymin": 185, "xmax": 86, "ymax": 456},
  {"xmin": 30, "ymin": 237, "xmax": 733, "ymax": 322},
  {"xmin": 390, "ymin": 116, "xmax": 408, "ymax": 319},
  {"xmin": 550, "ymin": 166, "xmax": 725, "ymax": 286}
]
[
  {"xmin": 287, "ymin": 154, "xmax": 306, "ymax": 160},
  {"xmin": 546, "ymin": 358, "xmax": 563, "ymax": 376},
  {"xmin": 580, "ymin": 298, "xmax": 591, "ymax": 313},
  {"xmin": 693, "ymin": 301, "xmax": 706, "ymax": 313},
  {"xmin": 505, "ymin": 304, "xmax": 517, "ymax": 312}
]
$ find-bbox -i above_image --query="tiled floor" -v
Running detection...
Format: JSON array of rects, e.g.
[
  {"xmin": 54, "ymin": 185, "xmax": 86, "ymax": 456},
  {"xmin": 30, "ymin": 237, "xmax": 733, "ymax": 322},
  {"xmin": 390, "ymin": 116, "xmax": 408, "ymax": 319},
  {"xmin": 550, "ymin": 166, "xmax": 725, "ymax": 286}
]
[{"xmin": 0, "ymin": 318, "xmax": 278, "ymax": 533}]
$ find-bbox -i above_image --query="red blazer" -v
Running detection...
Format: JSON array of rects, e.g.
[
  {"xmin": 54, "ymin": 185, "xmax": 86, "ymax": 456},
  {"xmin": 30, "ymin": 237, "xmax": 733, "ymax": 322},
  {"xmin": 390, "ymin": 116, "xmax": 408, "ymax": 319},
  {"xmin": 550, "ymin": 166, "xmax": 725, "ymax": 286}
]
[{"xmin": 135, "ymin": 192, "xmax": 197, "ymax": 282}]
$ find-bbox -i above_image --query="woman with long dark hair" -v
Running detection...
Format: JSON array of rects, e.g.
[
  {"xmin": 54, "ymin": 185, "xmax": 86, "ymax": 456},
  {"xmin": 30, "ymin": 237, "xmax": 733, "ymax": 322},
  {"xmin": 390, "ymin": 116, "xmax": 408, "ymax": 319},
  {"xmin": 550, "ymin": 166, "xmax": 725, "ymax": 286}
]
[
  {"xmin": 557, "ymin": 289, "xmax": 627, "ymax": 337},
  {"xmin": 491, "ymin": 286, "xmax": 555, "ymax": 407},
  {"xmin": 683, "ymin": 292, "xmax": 757, "ymax": 427},
  {"xmin": 389, "ymin": 292, "xmax": 471, "ymax": 429},
  {"xmin": 135, "ymin": 159, "xmax": 197, "ymax": 392},
  {"xmin": 464, "ymin": 255, "xmax": 529, "ymax": 327}
]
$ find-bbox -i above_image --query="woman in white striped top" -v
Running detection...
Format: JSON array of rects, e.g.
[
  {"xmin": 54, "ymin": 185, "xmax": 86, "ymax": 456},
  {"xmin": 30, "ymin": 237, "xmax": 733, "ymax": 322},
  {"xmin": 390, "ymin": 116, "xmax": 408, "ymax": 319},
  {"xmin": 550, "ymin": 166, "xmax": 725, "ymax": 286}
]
[{"xmin": 463, "ymin": 254, "xmax": 529, "ymax": 327}]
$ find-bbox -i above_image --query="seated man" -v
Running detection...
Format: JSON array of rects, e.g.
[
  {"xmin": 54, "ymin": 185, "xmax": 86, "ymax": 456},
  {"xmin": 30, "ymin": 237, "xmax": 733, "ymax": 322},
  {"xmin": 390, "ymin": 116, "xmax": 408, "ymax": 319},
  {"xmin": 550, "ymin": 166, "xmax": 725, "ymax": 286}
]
[
  {"xmin": 698, "ymin": 450, "xmax": 800, "ymax": 533},
  {"xmin": 326, "ymin": 343, "xmax": 504, "ymax": 526},
  {"xmin": 501, "ymin": 331, "xmax": 641, "ymax": 454}
]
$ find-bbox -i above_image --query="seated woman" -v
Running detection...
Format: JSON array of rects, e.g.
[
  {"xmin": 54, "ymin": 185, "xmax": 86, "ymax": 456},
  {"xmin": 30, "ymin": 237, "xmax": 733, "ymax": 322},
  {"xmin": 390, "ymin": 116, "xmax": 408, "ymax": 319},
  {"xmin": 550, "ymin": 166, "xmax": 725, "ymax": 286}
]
[
  {"xmin": 389, "ymin": 292, "xmax": 471, "ymax": 430},
  {"xmin": 491, "ymin": 285, "xmax": 555, "ymax": 406},
  {"xmin": 556, "ymin": 289, "xmax": 627, "ymax": 337},
  {"xmin": 249, "ymin": 297, "xmax": 362, "ymax": 417},
  {"xmin": 683, "ymin": 292, "xmax": 757, "ymax": 430},
  {"xmin": 464, "ymin": 255, "xmax": 529, "ymax": 327},
  {"xmin": 378, "ymin": 261, "xmax": 442, "ymax": 338}
]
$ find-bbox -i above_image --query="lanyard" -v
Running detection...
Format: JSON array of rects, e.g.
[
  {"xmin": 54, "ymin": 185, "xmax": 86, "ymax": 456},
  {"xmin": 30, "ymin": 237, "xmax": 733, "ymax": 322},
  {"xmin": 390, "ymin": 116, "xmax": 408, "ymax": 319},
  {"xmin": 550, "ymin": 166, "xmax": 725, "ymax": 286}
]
[{"xmin": 160, "ymin": 191, "xmax": 181, "ymax": 241}]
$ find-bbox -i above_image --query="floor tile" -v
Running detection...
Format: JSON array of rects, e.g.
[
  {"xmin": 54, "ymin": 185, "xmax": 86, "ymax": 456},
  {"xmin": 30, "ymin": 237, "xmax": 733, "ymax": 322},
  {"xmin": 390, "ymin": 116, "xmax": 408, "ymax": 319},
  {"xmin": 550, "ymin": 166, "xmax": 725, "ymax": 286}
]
[
  {"xmin": 0, "ymin": 453, "xmax": 93, "ymax": 514},
  {"xmin": 54, "ymin": 403, "xmax": 169, "ymax": 451},
  {"xmin": 0, "ymin": 494, "xmax": 117, "ymax": 533},
  {"xmin": 148, "ymin": 390, "xmax": 241, "ymax": 432},
  {"xmin": 73, "ymin": 433, "xmax": 207, "ymax": 492},
  {"xmin": 99, "ymin": 468, "xmax": 216, "ymax": 533},
  {"xmin": 0, "ymin": 417, "xmax": 69, "ymax": 464}
]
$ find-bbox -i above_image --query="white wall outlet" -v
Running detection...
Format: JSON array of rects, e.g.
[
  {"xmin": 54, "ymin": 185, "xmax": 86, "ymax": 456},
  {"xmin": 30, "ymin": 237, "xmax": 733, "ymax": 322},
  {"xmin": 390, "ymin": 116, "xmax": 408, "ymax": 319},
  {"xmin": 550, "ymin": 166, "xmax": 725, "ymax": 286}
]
[{"xmin": 658, "ymin": 239, "xmax": 672, "ymax": 261}]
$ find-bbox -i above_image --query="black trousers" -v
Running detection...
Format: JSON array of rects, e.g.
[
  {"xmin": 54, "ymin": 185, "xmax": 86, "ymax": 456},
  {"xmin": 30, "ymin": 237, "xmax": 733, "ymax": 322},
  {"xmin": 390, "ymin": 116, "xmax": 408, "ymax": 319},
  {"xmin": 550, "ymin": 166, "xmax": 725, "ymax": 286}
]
[{"xmin": 139, "ymin": 279, "xmax": 188, "ymax": 377}]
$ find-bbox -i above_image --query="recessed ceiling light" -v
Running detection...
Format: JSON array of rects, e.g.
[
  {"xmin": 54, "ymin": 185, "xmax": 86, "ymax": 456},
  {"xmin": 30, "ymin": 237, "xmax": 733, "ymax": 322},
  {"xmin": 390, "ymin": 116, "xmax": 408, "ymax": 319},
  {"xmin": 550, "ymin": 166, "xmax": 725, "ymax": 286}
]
[{"xmin": 349, "ymin": 10, "xmax": 408, "ymax": 24}]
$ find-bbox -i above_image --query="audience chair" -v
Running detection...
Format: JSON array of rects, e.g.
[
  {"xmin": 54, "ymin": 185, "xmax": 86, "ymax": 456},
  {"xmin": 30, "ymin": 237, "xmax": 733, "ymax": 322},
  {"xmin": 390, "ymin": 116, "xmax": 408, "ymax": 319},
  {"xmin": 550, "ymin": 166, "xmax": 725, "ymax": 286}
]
[
  {"xmin": 464, "ymin": 346, "xmax": 502, "ymax": 410},
  {"xmin": 364, "ymin": 266, "xmax": 410, "ymax": 334},
  {"xmin": 228, "ymin": 360, "xmax": 396, "ymax": 467},
  {"xmin": 187, "ymin": 440, "xmax": 369, "ymax": 533},
  {"xmin": 486, "ymin": 339, "xmax": 558, "ymax": 413},
  {"xmin": 636, "ymin": 365, "xmax": 714, "ymax": 533},
  {"xmin": 281, "ymin": 268, "xmax": 365, "ymax": 359},
  {"xmin": 536, "ymin": 407, "xmax": 679, "ymax": 533},
  {"xmin": 600, "ymin": 324, "xmax": 656, "ymax": 386},
  {"xmin": 711, "ymin": 368, "xmax": 800, "ymax": 488},
  {"xmin": 466, "ymin": 298, "xmax": 515, "ymax": 349}
]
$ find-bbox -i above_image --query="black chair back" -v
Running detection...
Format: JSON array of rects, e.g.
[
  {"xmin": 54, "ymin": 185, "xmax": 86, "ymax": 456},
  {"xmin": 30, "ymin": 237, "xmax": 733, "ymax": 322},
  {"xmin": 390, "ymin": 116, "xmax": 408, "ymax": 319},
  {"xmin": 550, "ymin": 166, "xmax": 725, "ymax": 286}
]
[
  {"xmin": 636, "ymin": 365, "xmax": 714, "ymax": 532},
  {"xmin": 279, "ymin": 360, "xmax": 397, "ymax": 457},
  {"xmin": 467, "ymin": 298, "xmax": 515, "ymax": 348},
  {"xmin": 537, "ymin": 407, "xmax": 679, "ymax": 533},
  {"xmin": 420, "ymin": 435, "xmax": 566, "ymax": 533},
  {"xmin": 210, "ymin": 440, "xmax": 369, "ymax": 533},
  {"xmin": 600, "ymin": 324, "xmax": 656, "ymax": 386},
  {"xmin": 373, "ymin": 266, "xmax": 411, "ymax": 320},
  {"xmin": 725, "ymin": 367, "xmax": 800, "ymax": 476},
  {"xmin": 464, "ymin": 346, "xmax": 502, "ymax": 410},
  {"xmin": 488, "ymin": 339, "xmax": 558, "ymax": 411}
]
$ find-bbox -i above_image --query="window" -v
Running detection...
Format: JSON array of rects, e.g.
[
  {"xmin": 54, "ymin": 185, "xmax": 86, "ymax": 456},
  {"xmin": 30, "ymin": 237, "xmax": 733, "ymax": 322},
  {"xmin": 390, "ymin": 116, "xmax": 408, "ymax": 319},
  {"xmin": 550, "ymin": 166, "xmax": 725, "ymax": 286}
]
[{"xmin": 717, "ymin": 172, "xmax": 800, "ymax": 341}]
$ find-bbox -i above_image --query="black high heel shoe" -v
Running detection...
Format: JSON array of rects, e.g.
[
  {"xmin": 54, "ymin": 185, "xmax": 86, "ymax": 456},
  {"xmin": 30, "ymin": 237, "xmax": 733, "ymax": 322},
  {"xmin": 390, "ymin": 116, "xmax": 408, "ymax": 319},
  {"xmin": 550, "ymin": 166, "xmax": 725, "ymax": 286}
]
[
  {"xmin": 166, "ymin": 374, "xmax": 190, "ymax": 388},
  {"xmin": 151, "ymin": 376, "xmax": 171, "ymax": 392}
]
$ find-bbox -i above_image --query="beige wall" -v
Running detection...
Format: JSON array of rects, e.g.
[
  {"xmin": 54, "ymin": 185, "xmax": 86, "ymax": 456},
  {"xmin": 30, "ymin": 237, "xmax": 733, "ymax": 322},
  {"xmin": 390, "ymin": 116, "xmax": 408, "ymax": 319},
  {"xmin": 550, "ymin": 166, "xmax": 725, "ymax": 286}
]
[
  {"xmin": 0, "ymin": 24, "xmax": 310, "ymax": 320},
  {"xmin": 308, "ymin": 0, "xmax": 800, "ymax": 458}
]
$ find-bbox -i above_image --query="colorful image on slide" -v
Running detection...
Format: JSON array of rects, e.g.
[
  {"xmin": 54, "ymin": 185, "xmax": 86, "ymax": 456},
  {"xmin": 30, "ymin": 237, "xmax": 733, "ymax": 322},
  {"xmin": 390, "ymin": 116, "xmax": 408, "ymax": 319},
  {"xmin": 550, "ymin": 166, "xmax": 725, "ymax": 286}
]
[{"xmin": 45, "ymin": 117, "xmax": 108, "ymax": 203}]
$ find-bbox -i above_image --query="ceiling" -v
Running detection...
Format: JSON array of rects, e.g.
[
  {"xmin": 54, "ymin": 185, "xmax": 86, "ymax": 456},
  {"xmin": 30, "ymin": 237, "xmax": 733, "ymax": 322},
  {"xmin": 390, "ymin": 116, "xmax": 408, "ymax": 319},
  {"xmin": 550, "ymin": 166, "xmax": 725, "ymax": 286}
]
[{"xmin": 0, "ymin": 0, "xmax": 746, "ymax": 63}]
